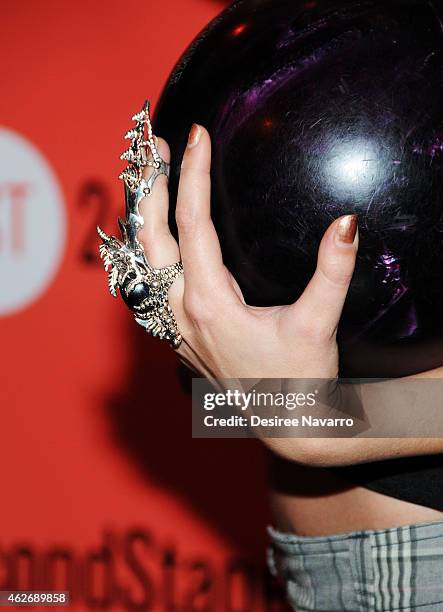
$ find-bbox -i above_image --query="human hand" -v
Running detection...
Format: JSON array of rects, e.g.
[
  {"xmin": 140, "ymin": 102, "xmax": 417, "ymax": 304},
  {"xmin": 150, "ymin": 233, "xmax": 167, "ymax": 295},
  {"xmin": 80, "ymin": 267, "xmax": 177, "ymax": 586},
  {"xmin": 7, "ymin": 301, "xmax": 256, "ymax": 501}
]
[
  {"xmin": 138, "ymin": 126, "xmax": 443, "ymax": 467},
  {"xmin": 138, "ymin": 124, "xmax": 359, "ymax": 382}
]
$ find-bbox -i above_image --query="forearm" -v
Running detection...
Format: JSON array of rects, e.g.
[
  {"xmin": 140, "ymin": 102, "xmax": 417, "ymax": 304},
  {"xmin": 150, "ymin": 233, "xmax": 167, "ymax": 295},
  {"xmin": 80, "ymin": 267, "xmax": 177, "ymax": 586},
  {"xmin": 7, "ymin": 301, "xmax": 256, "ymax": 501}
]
[
  {"xmin": 266, "ymin": 437, "xmax": 443, "ymax": 468},
  {"xmin": 260, "ymin": 367, "xmax": 443, "ymax": 467}
]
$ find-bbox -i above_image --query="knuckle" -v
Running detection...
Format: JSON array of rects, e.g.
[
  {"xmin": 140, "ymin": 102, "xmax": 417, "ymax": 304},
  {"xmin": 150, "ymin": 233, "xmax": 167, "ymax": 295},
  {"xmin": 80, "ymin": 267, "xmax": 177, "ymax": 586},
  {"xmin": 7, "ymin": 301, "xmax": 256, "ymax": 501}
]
[
  {"xmin": 139, "ymin": 225, "xmax": 170, "ymax": 246},
  {"xmin": 329, "ymin": 269, "xmax": 354, "ymax": 287},
  {"xmin": 296, "ymin": 317, "xmax": 334, "ymax": 344},
  {"xmin": 176, "ymin": 204, "xmax": 197, "ymax": 232},
  {"xmin": 136, "ymin": 230, "xmax": 155, "ymax": 254},
  {"xmin": 321, "ymin": 258, "xmax": 355, "ymax": 287},
  {"xmin": 137, "ymin": 229, "xmax": 149, "ymax": 252},
  {"xmin": 180, "ymin": 163, "xmax": 210, "ymax": 179},
  {"xmin": 183, "ymin": 293, "xmax": 214, "ymax": 325}
]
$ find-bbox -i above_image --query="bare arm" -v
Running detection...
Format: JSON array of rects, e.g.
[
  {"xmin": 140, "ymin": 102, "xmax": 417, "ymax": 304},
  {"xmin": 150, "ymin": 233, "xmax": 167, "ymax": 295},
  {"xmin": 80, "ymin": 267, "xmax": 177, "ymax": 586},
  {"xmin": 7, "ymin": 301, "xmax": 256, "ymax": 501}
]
[
  {"xmin": 275, "ymin": 365, "xmax": 443, "ymax": 467},
  {"xmin": 267, "ymin": 436, "xmax": 443, "ymax": 468}
]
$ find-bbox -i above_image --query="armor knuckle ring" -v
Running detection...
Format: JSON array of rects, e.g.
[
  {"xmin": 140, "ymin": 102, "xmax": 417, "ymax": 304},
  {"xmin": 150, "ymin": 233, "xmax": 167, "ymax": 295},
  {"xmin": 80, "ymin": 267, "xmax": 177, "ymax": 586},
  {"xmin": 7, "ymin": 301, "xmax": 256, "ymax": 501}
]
[{"xmin": 97, "ymin": 100, "xmax": 183, "ymax": 349}]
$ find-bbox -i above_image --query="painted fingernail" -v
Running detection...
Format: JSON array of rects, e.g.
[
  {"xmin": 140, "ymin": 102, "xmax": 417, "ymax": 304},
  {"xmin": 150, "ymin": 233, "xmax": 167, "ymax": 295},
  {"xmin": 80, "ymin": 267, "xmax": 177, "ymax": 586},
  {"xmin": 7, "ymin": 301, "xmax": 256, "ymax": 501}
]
[
  {"xmin": 187, "ymin": 123, "xmax": 201, "ymax": 148},
  {"xmin": 336, "ymin": 214, "xmax": 358, "ymax": 244}
]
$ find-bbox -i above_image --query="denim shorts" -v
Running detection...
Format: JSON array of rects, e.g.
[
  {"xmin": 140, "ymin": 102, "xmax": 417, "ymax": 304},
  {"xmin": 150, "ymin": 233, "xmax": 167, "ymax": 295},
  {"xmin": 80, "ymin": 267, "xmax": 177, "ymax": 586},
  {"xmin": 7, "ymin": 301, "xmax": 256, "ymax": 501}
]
[{"xmin": 268, "ymin": 518, "xmax": 443, "ymax": 611}]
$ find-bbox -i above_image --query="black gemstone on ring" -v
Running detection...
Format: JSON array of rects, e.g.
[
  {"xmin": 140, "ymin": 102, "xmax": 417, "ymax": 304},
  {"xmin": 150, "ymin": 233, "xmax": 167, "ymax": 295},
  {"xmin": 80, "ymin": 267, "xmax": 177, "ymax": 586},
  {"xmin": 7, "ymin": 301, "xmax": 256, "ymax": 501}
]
[{"xmin": 122, "ymin": 281, "xmax": 151, "ymax": 311}]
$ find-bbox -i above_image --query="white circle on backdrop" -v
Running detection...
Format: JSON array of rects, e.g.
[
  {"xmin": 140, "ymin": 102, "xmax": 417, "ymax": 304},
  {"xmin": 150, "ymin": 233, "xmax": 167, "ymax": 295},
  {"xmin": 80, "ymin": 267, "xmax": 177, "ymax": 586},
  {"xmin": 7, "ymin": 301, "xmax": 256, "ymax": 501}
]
[{"xmin": 0, "ymin": 127, "xmax": 66, "ymax": 316}]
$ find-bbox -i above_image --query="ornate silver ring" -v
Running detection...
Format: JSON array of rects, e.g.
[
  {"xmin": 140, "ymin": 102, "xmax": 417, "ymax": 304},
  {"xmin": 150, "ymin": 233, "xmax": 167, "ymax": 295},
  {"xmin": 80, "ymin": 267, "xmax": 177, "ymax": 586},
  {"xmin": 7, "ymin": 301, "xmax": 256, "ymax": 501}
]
[{"xmin": 97, "ymin": 100, "xmax": 184, "ymax": 348}]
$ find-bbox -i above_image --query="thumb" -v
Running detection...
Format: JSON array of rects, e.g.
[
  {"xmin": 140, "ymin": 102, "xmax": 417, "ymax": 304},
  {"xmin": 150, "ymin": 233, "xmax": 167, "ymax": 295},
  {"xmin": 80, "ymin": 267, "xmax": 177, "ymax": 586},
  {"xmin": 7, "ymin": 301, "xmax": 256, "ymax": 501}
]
[{"xmin": 290, "ymin": 214, "xmax": 359, "ymax": 339}]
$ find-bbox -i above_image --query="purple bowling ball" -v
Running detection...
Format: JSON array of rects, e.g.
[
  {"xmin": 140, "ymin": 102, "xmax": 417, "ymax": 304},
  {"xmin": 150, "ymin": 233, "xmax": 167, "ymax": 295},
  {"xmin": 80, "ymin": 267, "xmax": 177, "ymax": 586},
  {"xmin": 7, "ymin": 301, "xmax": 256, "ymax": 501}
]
[{"xmin": 154, "ymin": 0, "xmax": 443, "ymax": 377}]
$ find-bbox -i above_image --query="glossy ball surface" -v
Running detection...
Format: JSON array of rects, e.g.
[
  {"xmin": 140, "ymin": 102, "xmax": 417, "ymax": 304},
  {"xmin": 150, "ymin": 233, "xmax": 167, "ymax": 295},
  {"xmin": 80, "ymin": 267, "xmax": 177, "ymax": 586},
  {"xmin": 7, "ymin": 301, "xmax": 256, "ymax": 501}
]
[{"xmin": 154, "ymin": 0, "xmax": 443, "ymax": 377}]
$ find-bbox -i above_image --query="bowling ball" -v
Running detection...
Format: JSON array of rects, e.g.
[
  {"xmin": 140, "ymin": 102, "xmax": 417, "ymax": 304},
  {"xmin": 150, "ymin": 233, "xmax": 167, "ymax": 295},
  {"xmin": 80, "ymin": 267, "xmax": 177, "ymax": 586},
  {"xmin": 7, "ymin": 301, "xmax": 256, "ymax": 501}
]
[{"xmin": 154, "ymin": 0, "xmax": 443, "ymax": 377}]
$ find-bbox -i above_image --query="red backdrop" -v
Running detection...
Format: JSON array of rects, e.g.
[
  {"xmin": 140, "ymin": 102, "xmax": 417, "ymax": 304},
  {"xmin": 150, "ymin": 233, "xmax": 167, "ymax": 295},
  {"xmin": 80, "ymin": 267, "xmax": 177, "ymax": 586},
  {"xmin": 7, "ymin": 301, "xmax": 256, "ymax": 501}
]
[{"xmin": 0, "ymin": 1, "xmax": 287, "ymax": 609}]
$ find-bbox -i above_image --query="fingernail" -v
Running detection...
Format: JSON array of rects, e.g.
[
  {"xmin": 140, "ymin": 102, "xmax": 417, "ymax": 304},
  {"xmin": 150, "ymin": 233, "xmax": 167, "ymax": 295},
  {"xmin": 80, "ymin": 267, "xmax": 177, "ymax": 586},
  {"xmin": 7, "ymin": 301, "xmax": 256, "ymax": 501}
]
[
  {"xmin": 187, "ymin": 123, "xmax": 201, "ymax": 148},
  {"xmin": 336, "ymin": 214, "xmax": 358, "ymax": 245}
]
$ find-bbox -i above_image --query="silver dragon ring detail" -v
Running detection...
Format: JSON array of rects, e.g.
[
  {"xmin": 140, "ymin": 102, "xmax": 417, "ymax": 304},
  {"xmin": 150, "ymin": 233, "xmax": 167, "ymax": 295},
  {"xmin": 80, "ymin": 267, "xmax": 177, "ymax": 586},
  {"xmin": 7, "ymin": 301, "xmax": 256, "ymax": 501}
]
[{"xmin": 97, "ymin": 100, "xmax": 184, "ymax": 348}]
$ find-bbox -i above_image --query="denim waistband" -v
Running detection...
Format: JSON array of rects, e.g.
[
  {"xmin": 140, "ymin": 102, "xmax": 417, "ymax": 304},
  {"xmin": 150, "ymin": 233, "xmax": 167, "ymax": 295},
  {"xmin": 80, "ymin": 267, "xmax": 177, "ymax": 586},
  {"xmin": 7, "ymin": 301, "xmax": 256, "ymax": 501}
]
[
  {"xmin": 268, "ymin": 518, "xmax": 443, "ymax": 611},
  {"xmin": 268, "ymin": 516, "xmax": 443, "ymax": 553}
]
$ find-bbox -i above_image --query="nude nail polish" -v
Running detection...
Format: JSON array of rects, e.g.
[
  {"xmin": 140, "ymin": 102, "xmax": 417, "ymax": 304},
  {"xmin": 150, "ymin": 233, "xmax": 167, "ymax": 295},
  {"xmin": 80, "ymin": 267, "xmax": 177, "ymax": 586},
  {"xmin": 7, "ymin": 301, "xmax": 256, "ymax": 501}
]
[
  {"xmin": 187, "ymin": 123, "xmax": 201, "ymax": 148},
  {"xmin": 336, "ymin": 214, "xmax": 358, "ymax": 244}
]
